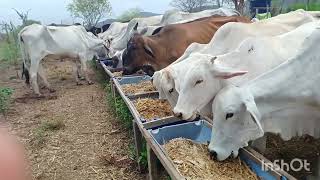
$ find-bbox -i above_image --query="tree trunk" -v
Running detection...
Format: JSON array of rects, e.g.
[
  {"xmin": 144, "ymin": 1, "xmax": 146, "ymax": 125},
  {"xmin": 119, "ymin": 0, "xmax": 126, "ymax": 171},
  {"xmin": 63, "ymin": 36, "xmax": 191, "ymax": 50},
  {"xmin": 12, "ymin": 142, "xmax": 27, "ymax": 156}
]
[
  {"xmin": 216, "ymin": 0, "xmax": 221, "ymax": 7},
  {"xmin": 233, "ymin": 0, "xmax": 245, "ymax": 15}
]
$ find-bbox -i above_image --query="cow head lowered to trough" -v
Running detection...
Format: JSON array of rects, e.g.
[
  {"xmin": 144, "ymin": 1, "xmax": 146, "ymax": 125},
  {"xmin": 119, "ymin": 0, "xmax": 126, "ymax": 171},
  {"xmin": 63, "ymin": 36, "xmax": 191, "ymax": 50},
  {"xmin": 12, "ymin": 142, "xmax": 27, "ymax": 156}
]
[
  {"xmin": 208, "ymin": 85, "xmax": 264, "ymax": 161},
  {"xmin": 122, "ymin": 23, "xmax": 160, "ymax": 76},
  {"xmin": 122, "ymin": 36, "xmax": 156, "ymax": 76},
  {"xmin": 172, "ymin": 53, "xmax": 248, "ymax": 120}
]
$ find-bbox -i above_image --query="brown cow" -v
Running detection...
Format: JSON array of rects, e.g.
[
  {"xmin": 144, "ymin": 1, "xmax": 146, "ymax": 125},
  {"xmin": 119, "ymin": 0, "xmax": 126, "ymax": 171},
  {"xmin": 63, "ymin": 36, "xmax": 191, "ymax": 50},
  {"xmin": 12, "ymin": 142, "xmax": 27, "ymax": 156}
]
[{"xmin": 122, "ymin": 15, "xmax": 251, "ymax": 75}]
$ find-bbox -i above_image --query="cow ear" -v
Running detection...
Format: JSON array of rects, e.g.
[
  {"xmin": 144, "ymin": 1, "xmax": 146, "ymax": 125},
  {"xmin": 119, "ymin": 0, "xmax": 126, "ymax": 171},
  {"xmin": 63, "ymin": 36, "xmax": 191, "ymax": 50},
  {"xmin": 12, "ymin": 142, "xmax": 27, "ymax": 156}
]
[
  {"xmin": 133, "ymin": 23, "xmax": 138, "ymax": 31},
  {"xmin": 144, "ymin": 44, "xmax": 155, "ymax": 58},
  {"xmin": 212, "ymin": 63, "xmax": 247, "ymax": 79},
  {"xmin": 244, "ymin": 100, "xmax": 264, "ymax": 134}
]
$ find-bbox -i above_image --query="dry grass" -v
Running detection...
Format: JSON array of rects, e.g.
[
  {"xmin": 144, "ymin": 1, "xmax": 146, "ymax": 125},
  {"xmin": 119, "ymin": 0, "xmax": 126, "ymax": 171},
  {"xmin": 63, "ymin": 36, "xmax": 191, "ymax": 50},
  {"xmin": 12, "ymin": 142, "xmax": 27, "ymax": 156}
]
[
  {"xmin": 134, "ymin": 98, "xmax": 173, "ymax": 121},
  {"xmin": 112, "ymin": 71, "xmax": 123, "ymax": 77},
  {"xmin": 0, "ymin": 59, "xmax": 146, "ymax": 180},
  {"xmin": 121, "ymin": 81, "xmax": 156, "ymax": 95},
  {"xmin": 164, "ymin": 138, "xmax": 259, "ymax": 180}
]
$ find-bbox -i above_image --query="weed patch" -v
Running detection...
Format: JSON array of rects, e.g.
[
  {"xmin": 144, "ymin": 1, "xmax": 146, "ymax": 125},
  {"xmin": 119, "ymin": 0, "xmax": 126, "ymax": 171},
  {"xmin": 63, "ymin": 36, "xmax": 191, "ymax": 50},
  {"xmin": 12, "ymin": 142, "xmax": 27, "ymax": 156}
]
[
  {"xmin": 32, "ymin": 119, "xmax": 65, "ymax": 147},
  {"xmin": 0, "ymin": 87, "xmax": 14, "ymax": 115}
]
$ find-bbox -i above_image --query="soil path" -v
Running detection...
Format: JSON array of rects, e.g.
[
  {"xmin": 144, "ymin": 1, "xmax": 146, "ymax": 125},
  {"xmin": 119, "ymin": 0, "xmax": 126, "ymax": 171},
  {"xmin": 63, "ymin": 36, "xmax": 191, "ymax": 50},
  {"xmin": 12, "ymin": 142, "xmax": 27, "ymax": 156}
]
[{"xmin": 0, "ymin": 60, "xmax": 146, "ymax": 180}]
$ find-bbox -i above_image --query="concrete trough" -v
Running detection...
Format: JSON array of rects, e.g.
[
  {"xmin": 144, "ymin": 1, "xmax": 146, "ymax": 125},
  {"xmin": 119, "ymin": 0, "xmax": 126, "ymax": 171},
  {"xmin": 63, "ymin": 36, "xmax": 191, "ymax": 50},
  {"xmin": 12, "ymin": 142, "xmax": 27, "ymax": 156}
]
[{"xmin": 147, "ymin": 120, "xmax": 295, "ymax": 180}]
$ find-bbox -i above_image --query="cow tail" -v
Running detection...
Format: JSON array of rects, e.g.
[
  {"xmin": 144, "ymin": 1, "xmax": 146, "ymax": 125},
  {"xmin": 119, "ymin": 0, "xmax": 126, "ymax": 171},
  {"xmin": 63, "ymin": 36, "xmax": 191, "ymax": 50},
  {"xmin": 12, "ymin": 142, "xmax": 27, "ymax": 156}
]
[{"xmin": 19, "ymin": 35, "xmax": 30, "ymax": 84}]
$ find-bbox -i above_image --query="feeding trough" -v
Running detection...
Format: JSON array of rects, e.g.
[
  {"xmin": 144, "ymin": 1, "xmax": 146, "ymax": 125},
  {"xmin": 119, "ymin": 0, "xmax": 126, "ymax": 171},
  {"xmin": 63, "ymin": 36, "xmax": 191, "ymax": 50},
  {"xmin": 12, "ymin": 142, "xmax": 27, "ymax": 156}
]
[
  {"xmin": 146, "ymin": 120, "xmax": 295, "ymax": 180},
  {"xmin": 112, "ymin": 75, "xmax": 157, "ymax": 98},
  {"xmin": 112, "ymin": 76, "xmax": 198, "ymax": 129},
  {"xmin": 125, "ymin": 92, "xmax": 188, "ymax": 129},
  {"xmin": 99, "ymin": 58, "xmax": 123, "ymax": 79}
]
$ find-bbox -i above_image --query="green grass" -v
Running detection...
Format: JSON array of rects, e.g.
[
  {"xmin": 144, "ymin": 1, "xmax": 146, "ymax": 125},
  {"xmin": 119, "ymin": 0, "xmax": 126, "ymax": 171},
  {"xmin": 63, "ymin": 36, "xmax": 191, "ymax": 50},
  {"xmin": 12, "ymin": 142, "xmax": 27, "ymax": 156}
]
[
  {"xmin": 93, "ymin": 61, "xmax": 149, "ymax": 169},
  {"xmin": 287, "ymin": 3, "xmax": 320, "ymax": 11},
  {"xmin": 0, "ymin": 40, "xmax": 20, "ymax": 68},
  {"xmin": 0, "ymin": 87, "xmax": 14, "ymax": 115},
  {"xmin": 32, "ymin": 119, "xmax": 65, "ymax": 146},
  {"xmin": 137, "ymin": 141, "xmax": 148, "ymax": 169}
]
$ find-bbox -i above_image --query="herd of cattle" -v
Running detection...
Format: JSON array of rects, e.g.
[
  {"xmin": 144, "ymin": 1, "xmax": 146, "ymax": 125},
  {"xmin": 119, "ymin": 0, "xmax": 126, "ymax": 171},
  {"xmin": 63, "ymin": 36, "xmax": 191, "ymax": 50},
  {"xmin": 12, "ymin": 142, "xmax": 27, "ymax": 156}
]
[{"xmin": 19, "ymin": 8, "xmax": 320, "ymax": 161}]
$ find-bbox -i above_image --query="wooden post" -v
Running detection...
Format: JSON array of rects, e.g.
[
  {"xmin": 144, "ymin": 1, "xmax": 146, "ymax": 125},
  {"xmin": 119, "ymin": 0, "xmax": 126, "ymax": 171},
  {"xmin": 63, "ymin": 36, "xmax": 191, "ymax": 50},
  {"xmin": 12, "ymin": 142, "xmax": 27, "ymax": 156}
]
[
  {"xmin": 147, "ymin": 144, "xmax": 160, "ymax": 180},
  {"xmin": 111, "ymin": 80, "xmax": 116, "ymax": 99},
  {"xmin": 133, "ymin": 120, "xmax": 145, "ymax": 172}
]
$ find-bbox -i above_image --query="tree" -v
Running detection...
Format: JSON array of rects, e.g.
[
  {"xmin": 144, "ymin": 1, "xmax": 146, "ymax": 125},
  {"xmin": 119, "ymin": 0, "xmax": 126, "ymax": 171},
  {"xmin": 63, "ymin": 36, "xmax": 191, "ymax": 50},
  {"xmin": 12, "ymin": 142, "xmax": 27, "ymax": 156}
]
[
  {"xmin": 231, "ymin": 0, "xmax": 245, "ymax": 14},
  {"xmin": 170, "ymin": 0, "xmax": 211, "ymax": 12},
  {"xmin": 67, "ymin": 0, "xmax": 112, "ymax": 28},
  {"xmin": 117, "ymin": 8, "xmax": 142, "ymax": 22},
  {"xmin": 13, "ymin": 9, "xmax": 30, "ymax": 26}
]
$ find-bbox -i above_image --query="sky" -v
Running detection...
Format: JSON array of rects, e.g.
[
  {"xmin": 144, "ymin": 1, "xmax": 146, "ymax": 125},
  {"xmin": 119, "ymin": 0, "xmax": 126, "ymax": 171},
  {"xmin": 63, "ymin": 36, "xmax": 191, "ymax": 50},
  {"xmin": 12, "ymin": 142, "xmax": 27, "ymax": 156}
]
[{"xmin": 0, "ymin": 0, "xmax": 172, "ymax": 25}]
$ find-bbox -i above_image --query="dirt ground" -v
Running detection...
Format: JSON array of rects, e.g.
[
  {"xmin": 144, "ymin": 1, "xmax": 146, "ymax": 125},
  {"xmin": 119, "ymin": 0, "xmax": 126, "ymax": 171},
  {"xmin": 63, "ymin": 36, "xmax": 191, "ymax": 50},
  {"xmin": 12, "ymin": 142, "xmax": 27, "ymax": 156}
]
[{"xmin": 0, "ymin": 59, "xmax": 147, "ymax": 180}]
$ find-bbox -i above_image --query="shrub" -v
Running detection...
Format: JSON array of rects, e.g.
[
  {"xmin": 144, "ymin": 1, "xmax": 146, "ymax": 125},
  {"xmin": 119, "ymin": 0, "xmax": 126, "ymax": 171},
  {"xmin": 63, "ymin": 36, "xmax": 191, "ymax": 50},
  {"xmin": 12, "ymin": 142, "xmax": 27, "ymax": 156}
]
[
  {"xmin": 287, "ymin": 3, "xmax": 320, "ymax": 11},
  {"xmin": 0, "ymin": 40, "xmax": 20, "ymax": 65},
  {"xmin": 0, "ymin": 87, "xmax": 14, "ymax": 114}
]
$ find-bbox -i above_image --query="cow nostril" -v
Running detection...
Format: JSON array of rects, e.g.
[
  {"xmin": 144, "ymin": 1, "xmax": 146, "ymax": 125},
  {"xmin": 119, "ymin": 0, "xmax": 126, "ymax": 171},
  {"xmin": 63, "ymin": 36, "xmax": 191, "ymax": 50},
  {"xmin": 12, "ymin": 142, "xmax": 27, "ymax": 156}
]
[{"xmin": 210, "ymin": 150, "xmax": 218, "ymax": 160}]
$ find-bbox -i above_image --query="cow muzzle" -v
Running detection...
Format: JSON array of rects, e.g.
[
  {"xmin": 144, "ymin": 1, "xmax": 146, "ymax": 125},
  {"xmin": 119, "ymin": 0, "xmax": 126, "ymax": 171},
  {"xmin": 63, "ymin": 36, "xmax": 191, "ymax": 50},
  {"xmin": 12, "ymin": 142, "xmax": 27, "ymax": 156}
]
[
  {"xmin": 123, "ymin": 67, "xmax": 135, "ymax": 75},
  {"xmin": 142, "ymin": 65, "xmax": 155, "ymax": 76}
]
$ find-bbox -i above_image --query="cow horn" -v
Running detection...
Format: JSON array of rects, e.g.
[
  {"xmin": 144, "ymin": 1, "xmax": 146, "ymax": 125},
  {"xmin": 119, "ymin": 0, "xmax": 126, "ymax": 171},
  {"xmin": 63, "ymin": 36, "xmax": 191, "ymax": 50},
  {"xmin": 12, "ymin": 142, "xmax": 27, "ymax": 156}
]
[{"xmin": 133, "ymin": 22, "xmax": 138, "ymax": 31}]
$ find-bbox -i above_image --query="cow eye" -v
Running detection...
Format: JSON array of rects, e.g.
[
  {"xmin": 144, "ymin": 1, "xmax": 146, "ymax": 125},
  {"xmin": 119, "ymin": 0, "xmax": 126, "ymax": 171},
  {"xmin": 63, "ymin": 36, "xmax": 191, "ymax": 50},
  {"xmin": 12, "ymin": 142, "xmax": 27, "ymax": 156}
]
[
  {"xmin": 169, "ymin": 88, "xmax": 173, "ymax": 93},
  {"xmin": 226, "ymin": 113, "xmax": 234, "ymax": 120},
  {"xmin": 248, "ymin": 46, "xmax": 254, "ymax": 53},
  {"xmin": 195, "ymin": 79, "xmax": 203, "ymax": 86}
]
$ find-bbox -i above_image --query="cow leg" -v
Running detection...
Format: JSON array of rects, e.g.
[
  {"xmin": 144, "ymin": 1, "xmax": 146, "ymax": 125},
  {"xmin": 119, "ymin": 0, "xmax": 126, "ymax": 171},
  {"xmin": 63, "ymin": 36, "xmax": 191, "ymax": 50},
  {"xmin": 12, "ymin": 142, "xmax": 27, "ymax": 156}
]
[
  {"xmin": 38, "ymin": 64, "xmax": 55, "ymax": 93},
  {"xmin": 80, "ymin": 58, "xmax": 93, "ymax": 85},
  {"xmin": 76, "ymin": 61, "xmax": 84, "ymax": 80},
  {"xmin": 29, "ymin": 57, "xmax": 41, "ymax": 96},
  {"xmin": 73, "ymin": 62, "xmax": 82, "ymax": 85}
]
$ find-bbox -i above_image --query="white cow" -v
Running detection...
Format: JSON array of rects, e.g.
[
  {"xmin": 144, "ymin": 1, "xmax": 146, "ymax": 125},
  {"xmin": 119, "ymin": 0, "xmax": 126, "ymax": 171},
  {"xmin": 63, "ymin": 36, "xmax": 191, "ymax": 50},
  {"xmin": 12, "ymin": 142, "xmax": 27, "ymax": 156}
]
[
  {"xmin": 19, "ymin": 24, "xmax": 107, "ymax": 95},
  {"xmin": 153, "ymin": 9, "xmax": 316, "ymax": 118},
  {"xmin": 158, "ymin": 8, "xmax": 240, "ymax": 26},
  {"xmin": 98, "ymin": 22, "xmax": 128, "ymax": 43},
  {"xmin": 208, "ymin": 26, "xmax": 320, "ymax": 161},
  {"xmin": 173, "ymin": 21, "xmax": 319, "ymax": 120},
  {"xmin": 109, "ymin": 15, "xmax": 163, "ymax": 53}
]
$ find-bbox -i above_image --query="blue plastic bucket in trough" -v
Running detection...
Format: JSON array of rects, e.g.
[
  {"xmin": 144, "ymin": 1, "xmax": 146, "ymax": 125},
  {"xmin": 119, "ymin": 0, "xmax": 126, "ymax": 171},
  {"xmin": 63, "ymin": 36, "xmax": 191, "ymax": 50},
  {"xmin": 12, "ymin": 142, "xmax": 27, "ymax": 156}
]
[{"xmin": 149, "ymin": 120, "xmax": 292, "ymax": 180}]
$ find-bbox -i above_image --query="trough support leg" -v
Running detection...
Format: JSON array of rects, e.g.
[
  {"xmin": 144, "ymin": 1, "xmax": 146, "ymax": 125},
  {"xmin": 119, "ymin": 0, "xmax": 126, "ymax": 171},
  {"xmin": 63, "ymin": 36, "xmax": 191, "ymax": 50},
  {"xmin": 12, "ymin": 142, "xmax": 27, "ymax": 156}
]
[
  {"xmin": 110, "ymin": 79, "xmax": 115, "ymax": 98},
  {"xmin": 133, "ymin": 121, "xmax": 144, "ymax": 172},
  {"xmin": 147, "ymin": 144, "xmax": 160, "ymax": 180}
]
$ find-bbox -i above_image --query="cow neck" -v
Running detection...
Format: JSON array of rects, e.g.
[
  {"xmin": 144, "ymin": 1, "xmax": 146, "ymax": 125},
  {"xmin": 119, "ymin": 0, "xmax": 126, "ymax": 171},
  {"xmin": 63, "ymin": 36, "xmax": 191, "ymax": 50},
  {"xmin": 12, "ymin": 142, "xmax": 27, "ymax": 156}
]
[{"xmin": 243, "ymin": 34, "xmax": 320, "ymax": 138}]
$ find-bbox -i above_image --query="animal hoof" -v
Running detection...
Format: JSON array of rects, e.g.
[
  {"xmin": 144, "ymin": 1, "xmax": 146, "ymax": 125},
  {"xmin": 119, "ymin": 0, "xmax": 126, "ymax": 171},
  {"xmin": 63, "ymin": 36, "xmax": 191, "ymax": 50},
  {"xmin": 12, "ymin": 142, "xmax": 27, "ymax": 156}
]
[{"xmin": 88, "ymin": 81, "xmax": 94, "ymax": 85}]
